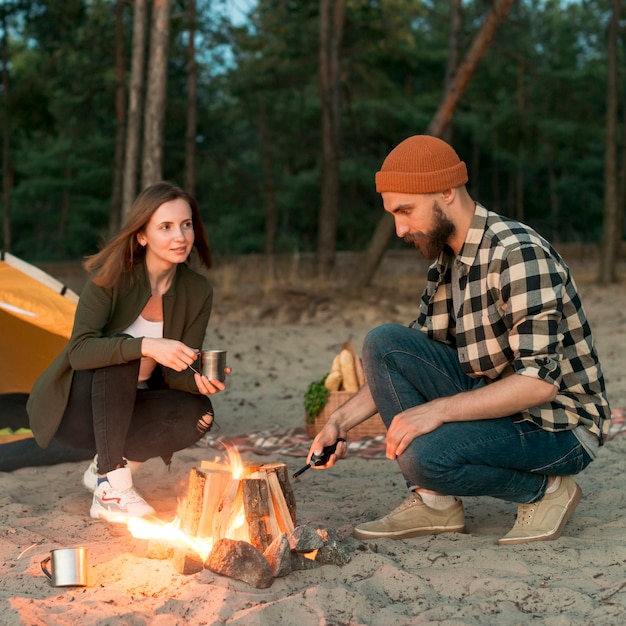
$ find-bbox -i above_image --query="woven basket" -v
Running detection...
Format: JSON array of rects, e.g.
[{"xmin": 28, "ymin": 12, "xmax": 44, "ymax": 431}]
[
  {"xmin": 304, "ymin": 342, "xmax": 387, "ymax": 440},
  {"xmin": 305, "ymin": 392, "xmax": 386, "ymax": 439}
]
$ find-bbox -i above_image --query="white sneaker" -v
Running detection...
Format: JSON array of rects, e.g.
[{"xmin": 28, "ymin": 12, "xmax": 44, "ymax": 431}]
[
  {"xmin": 83, "ymin": 455, "xmax": 143, "ymax": 493},
  {"xmin": 90, "ymin": 467, "xmax": 156, "ymax": 520},
  {"xmin": 83, "ymin": 456, "xmax": 99, "ymax": 492}
]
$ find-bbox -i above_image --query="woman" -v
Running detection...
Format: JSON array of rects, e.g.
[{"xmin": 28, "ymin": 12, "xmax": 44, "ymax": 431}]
[{"xmin": 27, "ymin": 182, "xmax": 225, "ymax": 520}]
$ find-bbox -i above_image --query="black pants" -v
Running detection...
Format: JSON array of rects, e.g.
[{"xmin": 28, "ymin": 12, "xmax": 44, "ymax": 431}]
[{"xmin": 55, "ymin": 361, "xmax": 214, "ymax": 474}]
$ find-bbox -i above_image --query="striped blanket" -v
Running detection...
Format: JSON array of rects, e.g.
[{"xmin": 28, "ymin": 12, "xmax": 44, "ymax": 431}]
[{"xmin": 197, "ymin": 408, "xmax": 626, "ymax": 460}]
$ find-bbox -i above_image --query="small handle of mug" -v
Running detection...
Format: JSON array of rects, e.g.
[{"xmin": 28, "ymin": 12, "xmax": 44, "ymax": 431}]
[{"xmin": 41, "ymin": 556, "xmax": 52, "ymax": 581}]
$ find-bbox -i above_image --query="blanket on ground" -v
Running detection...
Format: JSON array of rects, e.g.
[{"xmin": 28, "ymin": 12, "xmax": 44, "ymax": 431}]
[
  {"xmin": 198, "ymin": 407, "xmax": 626, "ymax": 460},
  {"xmin": 2, "ymin": 404, "xmax": 624, "ymax": 471}
]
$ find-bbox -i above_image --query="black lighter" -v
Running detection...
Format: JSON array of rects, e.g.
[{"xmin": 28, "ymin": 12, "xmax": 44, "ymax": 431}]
[{"xmin": 292, "ymin": 438, "xmax": 346, "ymax": 479}]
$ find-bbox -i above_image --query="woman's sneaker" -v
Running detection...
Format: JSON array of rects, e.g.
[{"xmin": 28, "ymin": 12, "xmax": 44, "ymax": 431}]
[
  {"xmin": 83, "ymin": 456, "xmax": 99, "ymax": 492},
  {"xmin": 83, "ymin": 455, "xmax": 143, "ymax": 493},
  {"xmin": 90, "ymin": 467, "xmax": 155, "ymax": 520}
]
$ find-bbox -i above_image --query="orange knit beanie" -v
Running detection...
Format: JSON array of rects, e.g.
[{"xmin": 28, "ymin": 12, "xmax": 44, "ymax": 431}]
[{"xmin": 375, "ymin": 135, "xmax": 468, "ymax": 194}]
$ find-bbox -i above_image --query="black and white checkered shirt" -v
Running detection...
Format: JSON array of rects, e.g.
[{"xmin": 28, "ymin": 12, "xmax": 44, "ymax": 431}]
[{"xmin": 411, "ymin": 204, "xmax": 611, "ymax": 442}]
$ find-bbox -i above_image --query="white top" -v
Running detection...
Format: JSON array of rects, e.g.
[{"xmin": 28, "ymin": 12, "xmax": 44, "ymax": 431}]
[{"xmin": 123, "ymin": 315, "xmax": 164, "ymax": 384}]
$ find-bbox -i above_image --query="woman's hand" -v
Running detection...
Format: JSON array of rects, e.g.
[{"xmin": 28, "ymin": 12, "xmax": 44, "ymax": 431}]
[
  {"xmin": 142, "ymin": 338, "xmax": 232, "ymax": 395},
  {"xmin": 193, "ymin": 367, "xmax": 231, "ymax": 395},
  {"xmin": 142, "ymin": 337, "xmax": 198, "ymax": 371}
]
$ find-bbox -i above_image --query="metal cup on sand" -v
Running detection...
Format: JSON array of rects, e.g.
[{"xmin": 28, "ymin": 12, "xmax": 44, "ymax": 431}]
[{"xmin": 41, "ymin": 547, "xmax": 88, "ymax": 587}]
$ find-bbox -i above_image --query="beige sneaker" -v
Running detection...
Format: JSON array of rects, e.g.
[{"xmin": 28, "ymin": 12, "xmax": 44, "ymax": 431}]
[
  {"xmin": 498, "ymin": 476, "xmax": 581, "ymax": 545},
  {"xmin": 353, "ymin": 492, "xmax": 465, "ymax": 540}
]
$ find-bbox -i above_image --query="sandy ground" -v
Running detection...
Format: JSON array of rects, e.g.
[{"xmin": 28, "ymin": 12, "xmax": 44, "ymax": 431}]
[{"xmin": 1, "ymin": 255, "xmax": 626, "ymax": 626}]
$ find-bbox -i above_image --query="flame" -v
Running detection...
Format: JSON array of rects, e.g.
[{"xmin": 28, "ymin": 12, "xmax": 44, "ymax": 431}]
[
  {"xmin": 225, "ymin": 444, "xmax": 245, "ymax": 480},
  {"xmin": 118, "ymin": 438, "xmax": 251, "ymax": 561},
  {"xmin": 128, "ymin": 517, "xmax": 214, "ymax": 561}
]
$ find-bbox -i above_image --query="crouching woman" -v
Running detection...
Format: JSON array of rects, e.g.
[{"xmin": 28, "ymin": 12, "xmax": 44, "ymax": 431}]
[{"xmin": 27, "ymin": 182, "xmax": 225, "ymax": 520}]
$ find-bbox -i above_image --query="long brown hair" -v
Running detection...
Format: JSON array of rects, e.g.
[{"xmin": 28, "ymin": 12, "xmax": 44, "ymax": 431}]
[{"xmin": 84, "ymin": 182, "xmax": 212, "ymax": 287}]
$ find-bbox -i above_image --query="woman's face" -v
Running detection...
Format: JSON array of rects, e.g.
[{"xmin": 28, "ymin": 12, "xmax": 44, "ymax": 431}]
[{"xmin": 137, "ymin": 198, "xmax": 195, "ymax": 270}]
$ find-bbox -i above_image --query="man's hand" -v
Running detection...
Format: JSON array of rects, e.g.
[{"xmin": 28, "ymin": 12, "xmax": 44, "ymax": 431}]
[
  {"xmin": 385, "ymin": 374, "xmax": 557, "ymax": 460},
  {"xmin": 307, "ymin": 422, "xmax": 348, "ymax": 469},
  {"xmin": 385, "ymin": 400, "xmax": 445, "ymax": 460}
]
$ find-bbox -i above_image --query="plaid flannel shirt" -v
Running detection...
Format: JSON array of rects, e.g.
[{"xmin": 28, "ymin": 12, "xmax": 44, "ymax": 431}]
[{"xmin": 411, "ymin": 204, "xmax": 611, "ymax": 442}]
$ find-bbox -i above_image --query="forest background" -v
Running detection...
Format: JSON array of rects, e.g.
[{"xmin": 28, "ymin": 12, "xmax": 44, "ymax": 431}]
[{"xmin": 0, "ymin": 0, "xmax": 624, "ymax": 289}]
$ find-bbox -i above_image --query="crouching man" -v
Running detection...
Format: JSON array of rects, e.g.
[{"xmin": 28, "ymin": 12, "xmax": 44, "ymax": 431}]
[{"xmin": 308, "ymin": 135, "xmax": 611, "ymax": 545}]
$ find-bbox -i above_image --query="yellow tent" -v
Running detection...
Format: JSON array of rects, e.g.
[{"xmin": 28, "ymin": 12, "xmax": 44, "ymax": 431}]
[{"xmin": 0, "ymin": 252, "xmax": 78, "ymax": 394}]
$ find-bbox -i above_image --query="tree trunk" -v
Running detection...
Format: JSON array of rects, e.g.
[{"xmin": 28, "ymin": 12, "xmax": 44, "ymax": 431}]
[
  {"xmin": 259, "ymin": 100, "xmax": 277, "ymax": 277},
  {"xmin": 122, "ymin": 0, "xmax": 147, "ymax": 217},
  {"xmin": 184, "ymin": 0, "xmax": 197, "ymax": 195},
  {"xmin": 59, "ymin": 165, "xmax": 72, "ymax": 241},
  {"xmin": 491, "ymin": 131, "xmax": 500, "ymax": 213},
  {"xmin": 1, "ymin": 14, "xmax": 12, "ymax": 252},
  {"xmin": 598, "ymin": 0, "xmax": 621, "ymax": 284},
  {"xmin": 515, "ymin": 61, "xmax": 525, "ymax": 222},
  {"xmin": 549, "ymin": 165, "xmax": 559, "ymax": 243},
  {"xmin": 142, "ymin": 0, "xmax": 171, "ymax": 189},
  {"xmin": 110, "ymin": 0, "xmax": 126, "ymax": 235},
  {"xmin": 617, "ymin": 90, "xmax": 626, "ymax": 260},
  {"xmin": 317, "ymin": 0, "xmax": 344, "ymax": 278},
  {"xmin": 441, "ymin": 0, "xmax": 462, "ymax": 144},
  {"xmin": 470, "ymin": 135, "xmax": 481, "ymax": 198},
  {"xmin": 353, "ymin": 0, "xmax": 516, "ymax": 290}
]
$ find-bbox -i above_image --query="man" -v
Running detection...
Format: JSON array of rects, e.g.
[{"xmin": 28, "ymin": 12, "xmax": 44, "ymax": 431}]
[{"xmin": 308, "ymin": 135, "xmax": 611, "ymax": 545}]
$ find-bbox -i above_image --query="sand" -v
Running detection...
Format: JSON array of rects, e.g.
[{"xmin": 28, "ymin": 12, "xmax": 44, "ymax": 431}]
[{"xmin": 1, "ymin": 256, "xmax": 626, "ymax": 626}]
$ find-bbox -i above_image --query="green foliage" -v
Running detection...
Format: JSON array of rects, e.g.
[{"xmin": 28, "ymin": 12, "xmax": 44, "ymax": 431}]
[
  {"xmin": 0, "ymin": 0, "xmax": 622, "ymax": 260},
  {"xmin": 304, "ymin": 376, "xmax": 330, "ymax": 423}
]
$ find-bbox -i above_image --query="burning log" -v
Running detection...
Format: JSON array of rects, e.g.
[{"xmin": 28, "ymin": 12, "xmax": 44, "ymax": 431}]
[
  {"xmin": 179, "ymin": 467, "xmax": 206, "ymax": 536},
  {"xmin": 241, "ymin": 478, "xmax": 273, "ymax": 551},
  {"xmin": 126, "ymin": 445, "xmax": 352, "ymax": 588},
  {"xmin": 259, "ymin": 462, "xmax": 297, "ymax": 527},
  {"xmin": 178, "ymin": 460, "xmax": 297, "ymax": 551}
]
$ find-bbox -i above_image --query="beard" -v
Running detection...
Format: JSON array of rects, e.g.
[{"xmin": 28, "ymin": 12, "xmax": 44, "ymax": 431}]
[{"xmin": 403, "ymin": 201, "xmax": 455, "ymax": 260}]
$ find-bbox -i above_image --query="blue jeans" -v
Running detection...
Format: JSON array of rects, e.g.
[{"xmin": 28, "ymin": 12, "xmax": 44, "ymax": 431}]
[{"xmin": 362, "ymin": 324, "xmax": 592, "ymax": 504}]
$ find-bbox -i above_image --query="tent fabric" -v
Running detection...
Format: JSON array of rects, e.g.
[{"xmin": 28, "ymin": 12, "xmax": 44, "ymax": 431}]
[
  {"xmin": 0, "ymin": 251, "xmax": 78, "ymax": 395},
  {"xmin": 0, "ymin": 393, "xmax": 93, "ymax": 472}
]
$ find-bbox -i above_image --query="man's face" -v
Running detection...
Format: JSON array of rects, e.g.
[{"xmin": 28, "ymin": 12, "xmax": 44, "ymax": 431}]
[{"xmin": 382, "ymin": 192, "xmax": 455, "ymax": 260}]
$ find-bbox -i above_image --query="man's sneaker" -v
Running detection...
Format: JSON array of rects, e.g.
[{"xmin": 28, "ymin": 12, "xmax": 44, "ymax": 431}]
[
  {"xmin": 90, "ymin": 467, "xmax": 155, "ymax": 520},
  {"xmin": 353, "ymin": 492, "xmax": 466, "ymax": 540},
  {"xmin": 83, "ymin": 455, "xmax": 143, "ymax": 493},
  {"xmin": 498, "ymin": 476, "xmax": 582, "ymax": 545}
]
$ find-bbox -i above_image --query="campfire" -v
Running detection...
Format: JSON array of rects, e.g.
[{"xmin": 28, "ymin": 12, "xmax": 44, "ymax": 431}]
[{"xmin": 112, "ymin": 441, "xmax": 351, "ymax": 588}]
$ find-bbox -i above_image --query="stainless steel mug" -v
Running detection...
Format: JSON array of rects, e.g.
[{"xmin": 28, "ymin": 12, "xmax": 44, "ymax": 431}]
[
  {"xmin": 200, "ymin": 350, "xmax": 227, "ymax": 382},
  {"xmin": 41, "ymin": 547, "xmax": 88, "ymax": 587}
]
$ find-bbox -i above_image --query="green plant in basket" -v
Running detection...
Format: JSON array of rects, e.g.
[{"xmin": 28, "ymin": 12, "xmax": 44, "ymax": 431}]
[{"xmin": 304, "ymin": 375, "xmax": 330, "ymax": 424}]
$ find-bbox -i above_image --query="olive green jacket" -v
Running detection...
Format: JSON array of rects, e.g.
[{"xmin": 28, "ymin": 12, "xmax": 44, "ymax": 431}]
[{"xmin": 26, "ymin": 261, "xmax": 213, "ymax": 448}]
